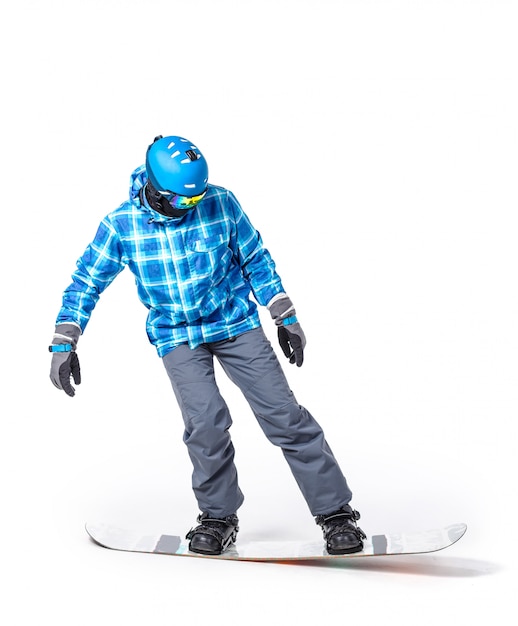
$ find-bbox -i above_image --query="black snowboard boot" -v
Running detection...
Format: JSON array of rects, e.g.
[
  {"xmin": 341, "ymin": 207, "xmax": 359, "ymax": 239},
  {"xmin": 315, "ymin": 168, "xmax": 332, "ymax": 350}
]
[
  {"xmin": 186, "ymin": 512, "xmax": 239, "ymax": 555},
  {"xmin": 315, "ymin": 505, "xmax": 366, "ymax": 555}
]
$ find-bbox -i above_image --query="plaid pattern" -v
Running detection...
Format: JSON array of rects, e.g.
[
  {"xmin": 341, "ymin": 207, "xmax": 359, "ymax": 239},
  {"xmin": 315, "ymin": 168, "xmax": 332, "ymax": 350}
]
[{"xmin": 57, "ymin": 165, "xmax": 284, "ymax": 357}]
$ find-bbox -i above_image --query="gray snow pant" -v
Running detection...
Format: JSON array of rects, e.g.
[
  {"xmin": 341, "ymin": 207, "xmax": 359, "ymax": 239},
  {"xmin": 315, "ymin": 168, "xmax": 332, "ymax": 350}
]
[{"xmin": 162, "ymin": 326, "xmax": 353, "ymax": 518}]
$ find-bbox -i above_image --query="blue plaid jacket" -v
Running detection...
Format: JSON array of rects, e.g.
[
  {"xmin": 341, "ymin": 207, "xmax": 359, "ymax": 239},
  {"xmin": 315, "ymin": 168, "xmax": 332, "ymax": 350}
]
[{"xmin": 57, "ymin": 165, "xmax": 285, "ymax": 356}]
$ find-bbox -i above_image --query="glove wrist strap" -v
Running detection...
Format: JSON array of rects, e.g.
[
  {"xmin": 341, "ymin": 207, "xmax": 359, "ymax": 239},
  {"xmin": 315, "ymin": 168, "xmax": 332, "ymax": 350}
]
[{"xmin": 49, "ymin": 344, "xmax": 72, "ymax": 353}]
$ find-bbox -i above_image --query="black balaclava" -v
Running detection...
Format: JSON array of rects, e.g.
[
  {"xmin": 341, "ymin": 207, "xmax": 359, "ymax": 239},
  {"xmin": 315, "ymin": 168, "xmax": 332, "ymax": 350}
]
[{"xmin": 143, "ymin": 180, "xmax": 191, "ymax": 219}]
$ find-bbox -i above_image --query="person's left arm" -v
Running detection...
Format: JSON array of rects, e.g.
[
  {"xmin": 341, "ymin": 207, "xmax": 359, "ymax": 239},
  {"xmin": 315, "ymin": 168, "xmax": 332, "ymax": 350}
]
[{"xmin": 228, "ymin": 191, "xmax": 306, "ymax": 366}]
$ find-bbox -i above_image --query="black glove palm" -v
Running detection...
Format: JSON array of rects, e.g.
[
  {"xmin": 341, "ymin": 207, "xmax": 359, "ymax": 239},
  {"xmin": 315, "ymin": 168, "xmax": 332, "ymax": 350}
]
[
  {"xmin": 278, "ymin": 325, "xmax": 305, "ymax": 367},
  {"xmin": 268, "ymin": 295, "xmax": 307, "ymax": 367},
  {"xmin": 50, "ymin": 351, "xmax": 81, "ymax": 397}
]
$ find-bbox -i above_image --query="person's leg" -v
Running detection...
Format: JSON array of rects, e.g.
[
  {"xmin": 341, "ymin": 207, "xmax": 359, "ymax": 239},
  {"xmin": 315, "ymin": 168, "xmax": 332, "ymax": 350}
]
[
  {"xmin": 162, "ymin": 343, "xmax": 244, "ymax": 518},
  {"xmin": 211, "ymin": 327, "xmax": 352, "ymax": 516}
]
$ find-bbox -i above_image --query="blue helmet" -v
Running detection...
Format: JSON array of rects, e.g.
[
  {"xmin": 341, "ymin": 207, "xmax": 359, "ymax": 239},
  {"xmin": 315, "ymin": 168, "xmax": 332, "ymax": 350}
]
[{"xmin": 145, "ymin": 135, "xmax": 209, "ymax": 197}]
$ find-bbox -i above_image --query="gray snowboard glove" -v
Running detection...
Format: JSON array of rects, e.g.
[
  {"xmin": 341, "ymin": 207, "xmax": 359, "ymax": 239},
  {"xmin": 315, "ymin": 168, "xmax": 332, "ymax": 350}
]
[
  {"xmin": 49, "ymin": 323, "xmax": 81, "ymax": 397},
  {"xmin": 268, "ymin": 294, "xmax": 306, "ymax": 367}
]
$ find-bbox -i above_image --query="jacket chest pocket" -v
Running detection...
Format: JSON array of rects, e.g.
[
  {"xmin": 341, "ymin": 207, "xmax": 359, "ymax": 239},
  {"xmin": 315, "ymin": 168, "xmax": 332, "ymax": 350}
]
[{"xmin": 186, "ymin": 234, "xmax": 230, "ymax": 276}]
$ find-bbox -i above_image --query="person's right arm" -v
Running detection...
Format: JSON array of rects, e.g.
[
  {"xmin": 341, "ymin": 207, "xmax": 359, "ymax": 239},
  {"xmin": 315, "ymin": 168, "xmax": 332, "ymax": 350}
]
[{"xmin": 49, "ymin": 217, "xmax": 126, "ymax": 396}]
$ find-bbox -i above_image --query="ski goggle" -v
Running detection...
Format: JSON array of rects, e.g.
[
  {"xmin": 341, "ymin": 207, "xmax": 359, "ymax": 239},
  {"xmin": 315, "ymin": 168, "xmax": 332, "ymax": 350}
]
[{"xmin": 157, "ymin": 188, "xmax": 207, "ymax": 210}]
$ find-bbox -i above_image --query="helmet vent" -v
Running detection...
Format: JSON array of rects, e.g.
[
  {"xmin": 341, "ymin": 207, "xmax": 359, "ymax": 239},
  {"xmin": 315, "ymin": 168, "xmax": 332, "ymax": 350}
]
[{"xmin": 186, "ymin": 149, "xmax": 198, "ymax": 161}]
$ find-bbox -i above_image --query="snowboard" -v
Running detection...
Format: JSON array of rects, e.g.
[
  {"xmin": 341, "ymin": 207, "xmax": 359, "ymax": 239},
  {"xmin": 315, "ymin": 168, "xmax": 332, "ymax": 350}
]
[{"xmin": 85, "ymin": 521, "xmax": 467, "ymax": 562}]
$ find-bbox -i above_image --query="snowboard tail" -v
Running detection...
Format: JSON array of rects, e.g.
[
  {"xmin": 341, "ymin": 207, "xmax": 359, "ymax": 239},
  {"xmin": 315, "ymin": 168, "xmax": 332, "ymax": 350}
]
[{"xmin": 85, "ymin": 522, "xmax": 467, "ymax": 561}]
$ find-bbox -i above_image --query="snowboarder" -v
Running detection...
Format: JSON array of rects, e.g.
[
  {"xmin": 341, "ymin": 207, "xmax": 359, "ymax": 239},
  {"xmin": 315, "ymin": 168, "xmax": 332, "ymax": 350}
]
[{"xmin": 49, "ymin": 135, "xmax": 365, "ymax": 556}]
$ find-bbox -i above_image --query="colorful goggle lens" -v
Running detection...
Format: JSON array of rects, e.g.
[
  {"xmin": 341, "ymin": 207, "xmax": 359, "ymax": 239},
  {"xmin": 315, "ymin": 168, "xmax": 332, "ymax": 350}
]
[{"xmin": 158, "ymin": 189, "xmax": 207, "ymax": 209}]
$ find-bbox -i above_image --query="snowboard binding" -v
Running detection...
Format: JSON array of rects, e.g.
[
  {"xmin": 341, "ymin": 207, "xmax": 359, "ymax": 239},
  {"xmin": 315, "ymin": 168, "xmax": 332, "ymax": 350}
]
[
  {"xmin": 186, "ymin": 512, "xmax": 239, "ymax": 555},
  {"xmin": 315, "ymin": 505, "xmax": 366, "ymax": 555}
]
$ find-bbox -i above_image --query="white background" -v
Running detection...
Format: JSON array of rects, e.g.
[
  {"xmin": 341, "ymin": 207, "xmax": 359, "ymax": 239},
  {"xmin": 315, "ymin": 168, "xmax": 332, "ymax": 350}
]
[{"xmin": 1, "ymin": 0, "xmax": 516, "ymax": 624}]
